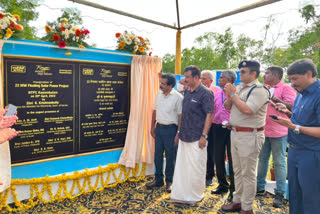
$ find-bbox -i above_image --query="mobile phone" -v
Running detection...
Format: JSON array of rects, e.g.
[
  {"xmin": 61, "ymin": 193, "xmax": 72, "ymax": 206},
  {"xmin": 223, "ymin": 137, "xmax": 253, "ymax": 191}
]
[
  {"xmin": 5, "ymin": 104, "xmax": 17, "ymax": 116},
  {"xmin": 267, "ymin": 100, "xmax": 278, "ymax": 108},
  {"xmin": 269, "ymin": 114, "xmax": 278, "ymax": 120}
]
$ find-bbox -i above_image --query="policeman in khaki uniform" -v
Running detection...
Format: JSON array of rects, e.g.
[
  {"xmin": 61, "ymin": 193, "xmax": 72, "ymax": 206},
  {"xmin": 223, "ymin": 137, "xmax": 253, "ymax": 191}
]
[{"xmin": 221, "ymin": 60, "xmax": 269, "ymax": 214}]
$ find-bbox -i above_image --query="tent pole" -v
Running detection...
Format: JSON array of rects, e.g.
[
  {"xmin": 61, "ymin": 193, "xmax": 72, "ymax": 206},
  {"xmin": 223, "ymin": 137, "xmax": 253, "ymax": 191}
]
[{"xmin": 175, "ymin": 30, "xmax": 182, "ymax": 75}]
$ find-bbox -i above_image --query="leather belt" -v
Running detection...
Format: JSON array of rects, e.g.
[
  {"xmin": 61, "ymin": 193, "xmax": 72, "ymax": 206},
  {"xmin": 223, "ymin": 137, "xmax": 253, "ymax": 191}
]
[
  {"xmin": 233, "ymin": 126, "xmax": 264, "ymax": 132},
  {"xmin": 157, "ymin": 123, "xmax": 177, "ymax": 128}
]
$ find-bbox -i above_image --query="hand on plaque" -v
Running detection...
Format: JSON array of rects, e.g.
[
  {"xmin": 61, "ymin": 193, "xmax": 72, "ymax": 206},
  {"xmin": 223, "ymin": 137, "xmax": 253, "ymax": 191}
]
[
  {"xmin": 0, "ymin": 128, "xmax": 20, "ymax": 144},
  {"xmin": 0, "ymin": 115, "xmax": 18, "ymax": 129}
]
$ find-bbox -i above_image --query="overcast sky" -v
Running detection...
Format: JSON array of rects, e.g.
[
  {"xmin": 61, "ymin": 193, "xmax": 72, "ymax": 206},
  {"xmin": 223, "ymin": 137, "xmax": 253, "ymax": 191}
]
[{"xmin": 31, "ymin": 0, "xmax": 317, "ymax": 57}]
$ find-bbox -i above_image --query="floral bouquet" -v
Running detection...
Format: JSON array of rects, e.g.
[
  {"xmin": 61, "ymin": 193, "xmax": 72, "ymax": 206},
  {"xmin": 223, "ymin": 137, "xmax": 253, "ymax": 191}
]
[
  {"xmin": 0, "ymin": 12, "xmax": 23, "ymax": 40},
  {"xmin": 45, "ymin": 18, "xmax": 90, "ymax": 48},
  {"xmin": 116, "ymin": 31, "xmax": 151, "ymax": 55}
]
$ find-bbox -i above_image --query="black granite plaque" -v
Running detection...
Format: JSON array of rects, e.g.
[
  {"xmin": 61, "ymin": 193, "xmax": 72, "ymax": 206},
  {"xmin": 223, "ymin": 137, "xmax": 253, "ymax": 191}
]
[{"xmin": 79, "ymin": 63, "xmax": 130, "ymax": 152}]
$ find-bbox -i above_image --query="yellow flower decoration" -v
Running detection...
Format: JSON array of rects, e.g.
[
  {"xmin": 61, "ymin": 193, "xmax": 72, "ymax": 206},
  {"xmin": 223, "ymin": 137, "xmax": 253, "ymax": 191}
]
[
  {"xmin": 13, "ymin": 14, "xmax": 21, "ymax": 22},
  {"xmin": 0, "ymin": 35, "xmax": 3, "ymax": 39},
  {"xmin": 138, "ymin": 47, "xmax": 145, "ymax": 52},
  {"xmin": 79, "ymin": 45, "xmax": 85, "ymax": 48},
  {"xmin": 45, "ymin": 25, "xmax": 52, "ymax": 33},
  {"xmin": 65, "ymin": 52, "xmax": 72, "ymax": 56},
  {"xmin": 6, "ymin": 28, "xmax": 14, "ymax": 38},
  {"xmin": 120, "ymin": 41, "xmax": 126, "ymax": 46},
  {"xmin": 0, "ymin": 163, "xmax": 146, "ymax": 213}
]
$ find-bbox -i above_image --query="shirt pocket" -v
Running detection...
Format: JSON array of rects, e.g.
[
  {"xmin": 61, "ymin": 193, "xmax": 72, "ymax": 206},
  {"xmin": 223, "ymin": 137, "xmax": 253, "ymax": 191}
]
[{"xmin": 188, "ymin": 98, "xmax": 201, "ymax": 113}]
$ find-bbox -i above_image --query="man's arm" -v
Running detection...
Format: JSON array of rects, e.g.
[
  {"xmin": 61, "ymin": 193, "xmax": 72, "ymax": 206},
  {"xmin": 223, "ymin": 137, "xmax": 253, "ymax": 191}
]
[
  {"xmin": 150, "ymin": 110, "xmax": 156, "ymax": 138},
  {"xmin": 199, "ymin": 113, "xmax": 213, "ymax": 149},
  {"xmin": 229, "ymin": 95, "xmax": 254, "ymax": 115},
  {"xmin": 272, "ymin": 116, "xmax": 320, "ymax": 138},
  {"xmin": 272, "ymin": 84, "xmax": 296, "ymax": 111},
  {"xmin": 224, "ymin": 83, "xmax": 253, "ymax": 114},
  {"xmin": 175, "ymin": 114, "xmax": 182, "ymax": 144},
  {"xmin": 224, "ymin": 97, "xmax": 232, "ymax": 110},
  {"xmin": 275, "ymin": 103, "xmax": 292, "ymax": 118},
  {"xmin": 272, "ymin": 96, "xmax": 294, "ymax": 111}
]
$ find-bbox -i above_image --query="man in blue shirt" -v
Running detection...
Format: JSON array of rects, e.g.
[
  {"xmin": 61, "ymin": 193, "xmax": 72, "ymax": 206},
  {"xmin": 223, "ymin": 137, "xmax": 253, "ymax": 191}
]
[{"xmin": 272, "ymin": 59, "xmax": 320, "ymax": 214}]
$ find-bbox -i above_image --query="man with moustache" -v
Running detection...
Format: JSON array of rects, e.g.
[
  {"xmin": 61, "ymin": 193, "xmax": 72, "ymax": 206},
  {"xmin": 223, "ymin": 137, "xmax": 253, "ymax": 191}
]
[
  {"xmin": 271, "ymin": 59, "xmax": 320, "ymax": 214},
  {"xmin": 211, "ymin": 70, "xmax": 237, "ymax": 202},
  {"xmin": 171, "ymin": 65, "xmax": 214, "ymax": 204},
  {"xmin": 256, "ymin": 66, "xmax": 296, "ymax": 208},
  {"xmin": 146, "ymin": 73, "xmax": 183, "ymax": 193},
  {"xmin": 221, "ymin": 60, "xmax": 269, "ymax": 214}
]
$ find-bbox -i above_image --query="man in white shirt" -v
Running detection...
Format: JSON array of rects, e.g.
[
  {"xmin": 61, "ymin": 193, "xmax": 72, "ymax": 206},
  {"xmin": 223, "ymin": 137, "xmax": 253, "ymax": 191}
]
[{"xmin": 146, "ymin": 73, "xmax": 183, "ymax": 193}]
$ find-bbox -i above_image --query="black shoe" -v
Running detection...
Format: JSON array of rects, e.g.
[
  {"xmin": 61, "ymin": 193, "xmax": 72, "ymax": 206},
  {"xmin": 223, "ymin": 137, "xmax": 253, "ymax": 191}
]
[
  {"xmin": 166, "ymin": 183, "xmax": 172, "ymax": 193},
  {"xmin": 256, "ymin": 190, "xmax": 266, "ymax": 196},
  {"xmin": 211, "ymin": 186, "xmax": 228, "ymax": 194},
  {"xmin": 206, "ymin": 179, "xmax": 213, "ymax": 186},
  {"xmin": 273, "ymin": 193, "xmax": 284, "ymax": 208},
  {"xmin": 227, "ymin": 191, "xmax": 233, "ymax": 202},
  {"xmin": 146, "ymin": 180, "xmax": 164, "ymax": 189}
]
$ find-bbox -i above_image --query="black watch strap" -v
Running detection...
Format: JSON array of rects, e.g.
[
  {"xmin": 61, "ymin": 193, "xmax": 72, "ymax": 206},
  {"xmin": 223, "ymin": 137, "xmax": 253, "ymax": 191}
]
[{"xmin": 201, "ymin": 134, "xmax": 208, "ymax": 139}]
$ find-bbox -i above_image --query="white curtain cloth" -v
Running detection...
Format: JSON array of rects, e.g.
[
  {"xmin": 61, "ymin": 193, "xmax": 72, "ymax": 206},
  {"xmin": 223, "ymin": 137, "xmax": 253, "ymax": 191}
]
[
  {"xmin": 171, "ymin": 140, "xmax": 207, "ymax": 204},
  {"xmin": 118, "ymin": 55, "xmax": 161, "ymax": 168},
  {"xmin": 0, "ymin": 40, "xmax": 11, "ymax": 193}
]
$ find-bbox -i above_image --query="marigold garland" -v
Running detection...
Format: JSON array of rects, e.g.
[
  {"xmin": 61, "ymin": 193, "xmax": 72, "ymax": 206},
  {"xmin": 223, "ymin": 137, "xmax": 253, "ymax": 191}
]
[{"xmin": 0, "ymin": 163, "xmax": 146, "ymax": 212}]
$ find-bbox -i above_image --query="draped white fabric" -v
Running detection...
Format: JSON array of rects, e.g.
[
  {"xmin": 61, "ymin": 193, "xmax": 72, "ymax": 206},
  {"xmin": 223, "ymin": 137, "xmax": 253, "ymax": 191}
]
[
  {"xmin": 0, "ymin": 40, "xmax": 11, "ymax": 193},
  {"xmin": 118, "ymin": 55, "xmax": 161, "ymax": 168}
]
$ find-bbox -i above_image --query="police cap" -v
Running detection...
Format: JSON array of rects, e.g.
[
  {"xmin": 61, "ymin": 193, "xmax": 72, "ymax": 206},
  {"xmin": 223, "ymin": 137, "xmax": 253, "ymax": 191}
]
[{"xmin": 238, "ymin": 60, "xmax": 260, "ymax": 72}]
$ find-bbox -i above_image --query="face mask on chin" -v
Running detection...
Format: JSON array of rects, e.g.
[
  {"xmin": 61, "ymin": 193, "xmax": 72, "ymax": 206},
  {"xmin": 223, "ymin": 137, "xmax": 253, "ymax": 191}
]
[{"xmin": 177, "ymin": 83, "xmax": 184, "ymax": 91}]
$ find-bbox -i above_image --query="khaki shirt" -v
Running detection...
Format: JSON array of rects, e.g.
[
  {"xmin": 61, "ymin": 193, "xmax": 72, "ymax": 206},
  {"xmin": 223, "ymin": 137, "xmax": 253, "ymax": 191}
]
[
  {"xmin": 229, "ymin": 79, "xmax": 269, "ymax": 128},
  {"xmin": 153, "ymin": 89, "xmax": 183, "ymax": 125}
]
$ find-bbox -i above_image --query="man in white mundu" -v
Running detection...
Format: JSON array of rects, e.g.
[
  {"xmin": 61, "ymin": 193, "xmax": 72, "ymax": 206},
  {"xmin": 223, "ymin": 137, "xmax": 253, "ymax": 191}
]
[{"xmin": 171, "ymin": 65, "xmax": 214, "ymax": 204}]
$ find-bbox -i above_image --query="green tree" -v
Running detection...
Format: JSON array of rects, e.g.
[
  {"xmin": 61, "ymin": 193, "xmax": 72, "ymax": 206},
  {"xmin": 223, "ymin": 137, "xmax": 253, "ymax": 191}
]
[
  {"xmin": 0, "ymin": 0, "xmax": 39, "ymax": 40},
  {"xmin": 162, "ymin": 53, "xmax": 176, "ymax": 74},
  {"xmin": 162, "ymin": 28, "xmax": 263, "ymax": 74},
  {"xmin": 275, "ymin": 4, "xmax": 320, "ymax": 78}
]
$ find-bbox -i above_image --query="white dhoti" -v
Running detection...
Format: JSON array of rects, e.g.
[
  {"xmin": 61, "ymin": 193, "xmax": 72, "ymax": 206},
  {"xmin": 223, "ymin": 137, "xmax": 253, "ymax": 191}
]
[
  {"xmin": 0, "ymin": 141, "xmax": 11, "ymax": 193},
  {"xmin": 170, "ymin": 140, "xmax": 207, "ymax": 204}
]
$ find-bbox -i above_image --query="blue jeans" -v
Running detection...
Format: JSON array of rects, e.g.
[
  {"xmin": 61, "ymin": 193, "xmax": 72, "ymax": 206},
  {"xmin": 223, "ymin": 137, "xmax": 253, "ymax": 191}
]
[
  {"xmin": 288, "ymin": 146, "xmax": 320, "ymax": 214},
  {"xmin": 257, "ymin": 136, "xmax": 288, "ymax": 195}
]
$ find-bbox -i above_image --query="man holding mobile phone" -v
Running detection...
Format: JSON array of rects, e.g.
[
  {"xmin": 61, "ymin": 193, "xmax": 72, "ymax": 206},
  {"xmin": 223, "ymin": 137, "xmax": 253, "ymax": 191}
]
[
  {"xmin": 271, "ymin": 59, "xmax": 320, "ymax": 214},
  {"xmin": 256, "ymin": 66, "xmax": 296, "ymax": 208}
]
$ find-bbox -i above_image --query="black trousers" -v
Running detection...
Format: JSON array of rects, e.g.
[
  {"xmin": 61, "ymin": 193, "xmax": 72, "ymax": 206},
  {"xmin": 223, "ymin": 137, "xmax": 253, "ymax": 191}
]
[
  {"xmin": 212, "ymin": 124, "xmax": 234, "ymax": 192},
  {"xmin": 206, "ymin": 125, "xmax": 215, "ymax": 180}
]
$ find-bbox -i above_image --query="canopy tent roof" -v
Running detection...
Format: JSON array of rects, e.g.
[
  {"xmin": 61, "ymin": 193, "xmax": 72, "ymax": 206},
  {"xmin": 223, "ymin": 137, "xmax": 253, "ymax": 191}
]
[
  {"xmin": 32, "ymin": 0, "xmax": 309, "ymax": 59},
  {"xmin": 67, "ymin": 0, "xmax": 283, "ymax": 74},
  {"xmin": 68, "ymin": 0, "xmax": 281, "ymax": 30}
]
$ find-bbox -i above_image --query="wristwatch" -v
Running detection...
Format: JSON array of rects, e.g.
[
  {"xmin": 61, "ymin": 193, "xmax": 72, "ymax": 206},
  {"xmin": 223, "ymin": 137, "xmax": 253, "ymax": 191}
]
[
  {"xmin": 293, "ymin": 125, "xmax": 300, "ymax": 134},
  {"xmin": 201, "ymin": 134, "xmax": 208, "ymax": 139}
]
